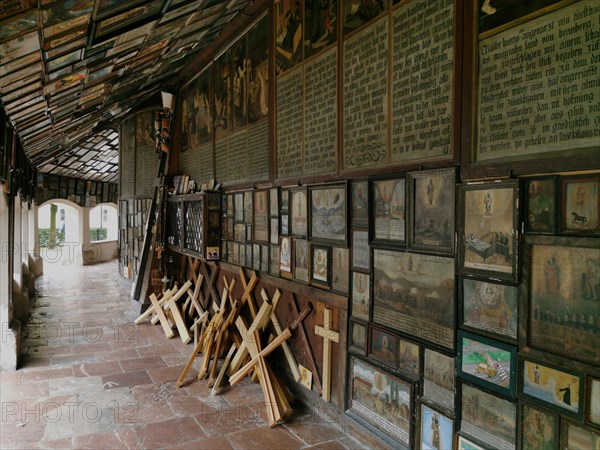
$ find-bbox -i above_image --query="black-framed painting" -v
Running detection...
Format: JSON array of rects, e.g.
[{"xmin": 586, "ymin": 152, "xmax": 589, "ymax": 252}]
[
  {"xmin": 519, "ymin": 355, "xmax": 584, "ymax": 421},
  {"xmin": 294, "ymin": 238, "xmax": 309, "ymax": 283},
  {"xmin": 423, "ymin": 348, "xmax": 455, "ymax": 417},
  {"xmin": 290, "ymin": 187, "xmax": 308, "ymax": 237},
  {"xmin": 525, "ymin": 235, "xmax": 600, "ymax": 366},
  {"xmin": 457, "ymin": 434, "xmax": 486, "ymax": 450},
  {"xmin": 408, "ymin": 168, "xmax": 455, "ymax": 254},
  {"xmin": 269, "ymin": 187, "xmax": 279, "ymax": 216},
  {"xmin": 253, "ymin": 189, "xmax": 269, "ymax": 243},
  {"xmin": 351, "ymin": 271, "xmax": 370, "ymax": 321},
  {"xmin": 560, "ymin": 174, "xmax": 600, "ymax": 235},
  {"xmin": 351, "ymin": 180, "xmax": 369, "ymax": 227},
  {"xmin": 244, "ymin": 191, "xmax": 253, "ymax": 223},
  {"xmin": 460, "ymin": 382, "xmax": 516, "ymax": 450},
  {"xmin": 460, "ymin": 276, "xmax": 518, "ymax": 341},
  {"xmin": 369, "ymin": 326, "xmax": 398, "ymax": 368},
  {"xmin": 561, "ymin": 420, "xmax": 600, "ymax": 450},
  {"xmin": 234, "ymin": 192, "xmax": 244, "ymax": 222},
  {"xmin": 351, "ymin": 229, "xmax": 369, "ymax": 271},
  {"xmin": 397, "ymin": 338, "xmax": 420, "ymax": 381},
  {"xmin": 309, "ymin": 183, "xmax": 348, "ymax": 245},
  {"xmin": 279, "ymin": 236, "xmax": 293, "ymax": 275},
  {"xmin": 372, "ymin": 176, "xmax": 406, "ymax": 245},
  {"xmin": 349, "ymin": 356, "xmax": 413, "ymax": 448},
  {"xmin": 94, "ymin": 0, "xmax": 162, "ymax": 41},
  {"xmin": 349, "ymin": 319, "xmax": 367, "ymax": 355},
  {"xmin": 458, "ymin": 181, "xmax": 519, "ymax": 282},
  {"xmin": 331, "ymin": 246, "xmax": 350, "ymax": 294},
  {"xmin": 457, "ymin": 330, "xmax": 517, "ymax": 399},
  {"xmin": 281, "ymin": 189, "xmax": 290, "ymax": 212},
  {"xmin": 179, "ymin": 68, "xmax": 213, "ymax": 152},
  {"xmin": 311, "ymin": 244, "xmax": 330, "ymax": 288},
  {"xmin": 373, "ymin": 249, "xmax": 455, "ymax": 349},
  {"xmin": 252, "ymin": 243, "xmax": 261, "ymax": 271},
  {"xmin": 270, "ymin": 217, "xmax": 279, "ymax": 245},
  {"xmin": 520, "ymin": 402, "xmax": 559, "ymax": 450},
  {"xmin": 419, "ymin": 403, "xmax": 454, "ymax": 450},
  {"xmin": 523, "ymin": 176, "xmax": 557, "ymax": 234}
]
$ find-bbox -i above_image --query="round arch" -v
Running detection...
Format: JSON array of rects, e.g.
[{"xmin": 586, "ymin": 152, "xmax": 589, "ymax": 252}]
[{"xmin": 89, "ymin": 202, "xmax": 118, "ymax": 241}]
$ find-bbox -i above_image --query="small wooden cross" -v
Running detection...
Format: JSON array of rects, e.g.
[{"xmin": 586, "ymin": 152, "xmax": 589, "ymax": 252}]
[{"xmin": 314, "ymin": 307, "xmax": 339, "ymax": 402}]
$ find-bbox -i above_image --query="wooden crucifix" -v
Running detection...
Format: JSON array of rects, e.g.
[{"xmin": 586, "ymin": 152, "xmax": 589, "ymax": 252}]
[{"xmin": 314, "ymin": 307, "xmax": 339, "ymax": 402}]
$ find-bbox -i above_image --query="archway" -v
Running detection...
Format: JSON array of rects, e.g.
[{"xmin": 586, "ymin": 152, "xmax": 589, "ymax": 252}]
[
  {"xmin": 89, "ymin": 203, "xmax": 118, "ymax": 242},
  {"xmin": 38, "ymin": 199, "xmax": 82, "ymax": 267}
]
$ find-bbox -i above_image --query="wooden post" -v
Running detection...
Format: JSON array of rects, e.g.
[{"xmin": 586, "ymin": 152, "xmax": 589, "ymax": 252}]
[{"xmin": 314, "ymin": 307, "xmax": 339, "ymax": 402}]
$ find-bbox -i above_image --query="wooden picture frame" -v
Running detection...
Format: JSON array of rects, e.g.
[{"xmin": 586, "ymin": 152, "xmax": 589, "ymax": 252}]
[
  {"xmin": 457, "ymin": 434, "xmax": 486, "ymax": 450},
  {"xmin": 397, "ymin": 338, "xmax": 420, "ymax": 381},
  {"xmin": 270, "ymin": 245, "xmax": 280, "ymax": 277},
  {"xmin": 311, "ymin": 244, "xmax": 330, "ymax": 288},
  {"xmin": 245, "ymin": 243, "xmax": 253, "ymax": 268},
  {"xmin": 234, "ymin": 193, "xmax": 244, "ymax": 222},
  {"xmin": 523, "ymin": 235, "xmax": 600, "ymax": 366},
  {"xmin": 423, "ymin": 348, "xmax": 455, "ymax": 417},
  {"xmin": 351, "ymin": 229, "xmax": 369, "ymax": 271},
  {"xmin": 349, "ymin": 319, "xmax": 367, "ymax": 355},
  {"xmin": 372, "ymin": 175, "xmax": 406, "ymax": 245},
  {"xmin": 408, "ymin": 168, "xmax": 455, "ymax": 254},
  {"xmin": 280, "ymin": 189, "xmax": 290, "ymax": 212},
  {"xmin": 458, "ymin": 181, "xmax": 519, "ymax": 282},
  {"xmin": 227, "ymin": 194, "xmax": 234, "ymax": 217},
  {"xmin": 587, "ymin": 376, "xmax": 600, "ymax": 430},
  {"xmin": 520, "ymin": 403, "xmax": 559, "ymax": 450},
  {"xmin": 560, "ymin": 174, "xmax": 600, "ymax": 235},
  {"xmin": 309, "ymin": 183, "xmax": 348, "ymax": 245},
  {"xmin": 331, "ymin": 246, "xmax": 350, "ymax": 294},
  {"xmin": 351, "ymin": 271, "xmax": 370, "ymax": 321},
  {"xmin": 234, "ymin": 223, "xmax": 245, "ymax": 243},
  {"xmin": 351, "ymin": 180, "xmax": 369, "ymax": 227},
  {"xmin": 281, "ymin": 214, "xmax": 289, "ymax": 235},
  {"xmin": 369, "ymin": 326, "xmax": 398, "ymax": 368},
  {"xmin": 523, "ymin": 176, "xmax": 558, "ymax": 234},
  {"xmin": 270, "ymin": 217, "xmax": 279, "ymax": 245},
  {"xmin": 243, "ymin": 191, "xmax": 253, "ymax": 224},
  {"xmin": 348, "ymin": 356, "xmax": 413, "ymax": 449},
  {"xmin": 373, "ymin": 249, "xmax": 455, "ymax": 349},
  {"xmin": 460, "ymin": 276, "xmax": 518, "ymax": 341},
  {"xmin": 269, "ymin": 187, "xmax": 279, "ymax": 216},
  {"xmin": 478, "ymin": 0, "xmax": 564, "ymax": 35},
  {"xmin": 253, "ymin": 190, "xmax": 269, "ymax": 243},
  {"xmin": 343, "ymin": 0, "xmax": 389, "ymax": 35},
  {"xmin": 260, "ymin": 244, "xmax": 269, "ymax": 273},
  {"xmin": 457, "ymin": 330, "xmax": 517, "ymax": 399},
  {"xmin": 561, "ymin": 420, "xmax": 600, "ymax": 450},
  {"xmin": 252, "ymin": 243, "xmax": 261, "ymax": 271},
  {"xmin": 304, "ymin": 0, "xmax": 337, "ymax": 59},
  {"xmin": 238, "ymin": 243, "xmax": 245, "ymax": 267},
  {"xmin": 279, "ymin": 236, "xmax": 293, "ymax": 276},
  {"xmin": 293, "ymin": 238, "xmax": 309, "ymax": 283},
  {"xmin": 290, "ymin": 187, "xmax": 308, "ymax": 237},
  {"xmin": 519, "ymin": 355, "xmax": 585, "ymax": 421},
  {"xmin": 419, "ymin": 403, "xmax": 454, "ymax": 450},
  {"xmin": 460, "ymin": 382, "xmax": 516, "ymax": 450}
]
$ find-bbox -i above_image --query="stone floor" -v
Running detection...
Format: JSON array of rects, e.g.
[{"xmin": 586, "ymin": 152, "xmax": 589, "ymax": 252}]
[{"xmin": 0, "ymin": 259, "xmax": 375, "ymax": 449}]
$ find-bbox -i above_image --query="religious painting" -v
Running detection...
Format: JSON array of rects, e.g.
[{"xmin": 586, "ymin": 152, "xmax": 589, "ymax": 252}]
[
  {"xmin": 275, "ymin": 0, "xmax": 303, "ymax": 75},
  {"xmin": 214, "ymin": 48, "xmax": 232, "ymax": 138},
  {"xmin": 519, "ymin": 356, "xmax": 584, "ymax": 420},
  {"xmin": 561, "ymin": 421, "xmax": 600, "ymax": 450},
  {"xmin": 294, "ymin": 238, "xmax": 309, "ymax": 283},
  {"xmin": 459, "ymin": 181, "xmax": 518, "ymax": 282},
  {"xmin": 281, "ymin": 214, "xmax": 289, "ymax": 235},
  {"xmin": 290, "ymin": 187, "xmax": 308, "ymax": 237},
  {"xmin": 270, "ymin": 217, "xmax": 279, "ymax": 245},
  {"xmin": 460, "ymin": 277, "xmax": 518, "ymax": 340},
  {"xmin": 135, "ymin": 110, "xmax": 154, "ymax": 148},
  {"xmin": 261, "ymin": 244, "xmax": 269, "ymax": 272},
  {"xmin": 419, "ymin": 404, "xmax": 454, "ymax": 450},
  {"xmin": 304, "ymin": 0, "xmax": 337, "ymax": 59},
  {"xmin": 311, "ymin": 245, "xmax": 330, "ymax": 288},
  {"xmin": 270, "ymin": 245, "xmax": 280, "ymax": 277},
  {"xmin": 460, "ymin": 383, "xmax": 516, "ymax": 450},
  {"xmin": 245, "ymin": 243, "xmax": 253, "ymax": 268},
  {"xmin": 247, "ymin": 13, "xmax": 269, "ymax": 123},
  {"xmin": 94, "ymin": 0, "xmax": 146, "ymax": 20},
  {"xmin": 343, "ymin": 0, "xmax": 389, "ymax": 34},
  {"xmin": 281, "ymin": 189, "xmax": 290, "ymax": 212},
  {"xmin": 232, "ymin": 36, "xmax": 248, "ymax": 128},
  {"xmin": 423, "ymin": 349, "xmax": 455, "ymax": 416},
  {"xmin": 408, "ymin": 168, "xmax": 455, "ymax": 254},
  {"xmin": 478, "ymin": 0, "xmax": 564, "ymax": 35},
  {"xmin": 179, "ymin": 69, "xmax": 213, "ymax": 152},
  {"xmin": 373, "ymin": 249, "xmax": 455, "ymax": 349},
  {"xmin": 94, "ymin": 0, "xmax": 162, "ymax": 40},
  {"xmin": 524, "ymin": 177, "xmax": 557, "ymax": 234},
  {"xmin": 457, "ymin": 330, "xmax": 517, "ymax": 398},
  {"xmin": 234, "ymin": 193, "xmax": 244, "ymax": 222},
  {"xmin": 227, "ymin": 194, "xmax": 234, "ymax": 217},
  {"xmin": 373, "ymin": 176, "xmax": 405, "ymax": 245},
  {"xmin": 369, "ymin": 326, "xmax": 398, "ymax": 368},
  {"xmin": 351, "ymin": 180, "xmax": 369, "ymax": 227},
  {"xmin": 246, "ymin": 225, "xmax": 252, "ymax": 242},
  {"xmin": 234, "ymin": 223, "xmax": 245, "ymax": 243},
  {"xmin": 244, "ymin": 191, "xmax": 253, "ymax": 223},
  {"xmin": 238, "ymin": 243, "xmax": 246, "ymax": 267},
  {"xmin": 351, "ymin": 271, "xmax": 370, "ymax": 321},
  {"xmin": 520, "ymin": 403, "xmax": 559, "ymax": 450},
  {"xmin": 457, "ymin": 435, "xmax": 486, "ymax": 450},
  {"xmin": 349, "ymin": 320, "xmax": 367, "ymax": 354},
  {"xmin": 349, "ymin": 356, "xmax": 413, "ymax": 448},
  {"xmin": 269, "ymin": 187, "xmax": 279, "ymax": 216},
  {"xmin": 253, "ymin": 190, "xmax": 269, "ymax": 243},
  {"xmin": 331, "ymin": 246, "xmax": 350, "ymax": 294},
  {"xmin": 351, "ymin": 229, "xmax": 369, "ymax": 271},
  {"xmin": 527, "ymin": 237, "xmax": 600, "ymax": 366},
  {"xmin": 397, "ymin": 339, "xmax": 420, "ymax": 380},
  {"xmin": 561, "ymin": 175, "xmax": 600, "ymax": 235},
  {"xmin": 588, "ymin": 377, "xmax": 600, "ymax": 429},
  {"xmin": 252, "ymin": 243, "xmax": 261, "ymax": 271},
  {"xmin": 309, "ymin": 183, "xmax": 347, "ymax": 244},
  {"xmin": 279, "ymin": 236, "xmax": 293, "ymax": 274}
]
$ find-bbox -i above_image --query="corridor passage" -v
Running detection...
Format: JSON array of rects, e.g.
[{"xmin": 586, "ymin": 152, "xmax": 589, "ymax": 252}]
[{"xmin": 0, "ymin": 260, "xmax": 370, "ymax": 449}]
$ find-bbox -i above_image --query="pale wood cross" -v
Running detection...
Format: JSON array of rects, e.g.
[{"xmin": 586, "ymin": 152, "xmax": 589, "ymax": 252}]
[{"xmin": 314, "ymin": 307, "xmax": 339, "ymax": 402}]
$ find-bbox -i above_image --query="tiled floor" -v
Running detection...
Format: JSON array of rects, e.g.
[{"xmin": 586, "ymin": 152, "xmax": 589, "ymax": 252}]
[{"xmin": 0, "ymin": 260, "xmax": 373, "ymax": 449}]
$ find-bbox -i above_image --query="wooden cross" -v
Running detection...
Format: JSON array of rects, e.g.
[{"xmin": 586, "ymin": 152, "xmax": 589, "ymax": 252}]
[
  {"xmin": 200, "ymin": 261, "xmax": 219, "ymax": 309},
  {"xmin": 134, "ymin": 285, "xmax": 177, "ymax": 325},
  {"xmin": 238, "ymin": 267, "xmax": 258, "ymax": 318},
  {"xmin": 314, "ymin": 307, "xmax": 339, "ymax": 402}
]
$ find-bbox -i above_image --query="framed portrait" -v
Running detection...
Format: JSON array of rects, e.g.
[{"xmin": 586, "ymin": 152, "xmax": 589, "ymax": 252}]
[
  {"xmin": 270, "ymin": 245, "xmax": 280, "ymax": 277},
  {"xmin": 331, "ymin": 247, "xmax": 350, "ymax": 294},
  {"xmin": 270, "ymin": 217, "xmax": 279, "ymax": 244},
  {"xmin": 458, "ymin": 181, "xmax": 519, "ymax": 282},
  {"xmin": 408, "ymin": 168, "xmax": 455, "ymax": 254},
  {"xmin": 460, "ymin": 277, "xmax": 518, "ymax": 341},
  {"xmin": 351, "ymin": 229, "xmax": 370, "ymax": 271},
  {"xmin": 419, "ymin": 403, "xmax": 454, "ymax": 450},
  {"xmin": 252, "ymin": 243, "xmax": 261, "ymax": 271},
  {"xmin": 279, "ymin": 236, "xmax": 293, "ymax": 275},
  {"xmin": 245, "ymin": 243, "xmax": 253, "ymax": 268},
  {"xmin": 253, "ymin": 190, "xmax": 269, "ymax": 243},
  {"xmin": 290, "ymin": 187, "xmax": 308, "ymax": 237},
  {"xmin": 457, "ymin": 330, "xmax": 517, "ymax": 399},
  {"xmin": 281, "ymin": 214, "xmax": 289, "ymax": 235},
  {"xmin": 369, "ymin": 326, "xmax": 398, "ymax": 368},
  {"xmin": 372, "ymin": 176, "xmax": 406, "ymax": 245},
  {"xmin": 238, "ymin": 243, "xmax": 246, "ymax": 267},
  {"xmin": 520, "ymin": 403, "xmax": 559, "ymax": 450},
  {"xmin": 373, "ymin": 249, "xmax": 455, "ymax": 349},
  {"xmin": 457, "ymin": 435, "xmax": 486, "ymax": 450},
  {"xmin": 294, "ymin": 239, "xmax": 309, "ymax": 283},
  {"xmin": 261, "ymin": 244, "xmax": 269, "ymax": 272},
  {"xmin": 311, "ymin": 245, "xmax": 330, "ymax": 288},
  {"xmin": 244, "ymin": 191, "xmax": 253, "ymax": 223},
  {"xmin": 561, "ymin": 421, "xmax": 600, "ymax": 450},
  {"xmin": 423, "ymin": 349, "xmax": 455, "ymax": 417},
  {"xmin": 349, "ymin": 320, "xmax": 367, "ymax": 355},
  {"xmin": 309, "ymin": 183, "xmax": 348, "ymax": 245},
  {"xmin": 226, "ymin": 218, "xmax": 234, "ymax": 241},
  {"xmin": 398, "ymin": 338, "xmax": 420, "ymax": 380},
  {"xmin": 351, "ymin": 272, "xmax": 370, "ymax": 321},
  {"xmin": 281, "ymin": 189, "xmax": 289, "ymax": 212},
  {"xmin": 524, "ymin": 235, "xmax": 600, "ymax": 366},
  {"xmin": 349, "ymin": 356, "xmax": 413, "ymax": 448},
  {"xmin": 227, "ymin": 194, "xmax": 234, "ymax": 217},
  {"xmin": 460, "ymin": 383, "xmax": 516, "ymax": 450},
  {"xmin": 351, "ymin": 180, "xmax": 369, "ymax": 227},
  {"xmin": 269, "ymin": 187, "xmax": 279, "ymax": 216},
  {"xmin": 234, "ymin": 193, "xmax": 244, "ymax": 222},
  {"xmin": 561, "ymin": 175, "xmax": 600, "ymax": 235},
  {"xmin": 519, "ymin": 356, "xmax": 584, "ymax": 420},
  {"xmin": 523, "ymin": 177, "xmax": 557, "ymax": 234},
  {"xmin": 588, "ymin": 376, "xmax": 600, "ymax": 429},
  {"xmin": 234, "ymin": 223, "xmax": 245, "ymax": 243}
]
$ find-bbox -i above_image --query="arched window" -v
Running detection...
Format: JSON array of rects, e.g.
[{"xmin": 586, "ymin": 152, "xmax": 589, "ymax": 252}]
[{"xmin": 89, "ymin": 204, "xmax": 118, "ymax": 241}]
